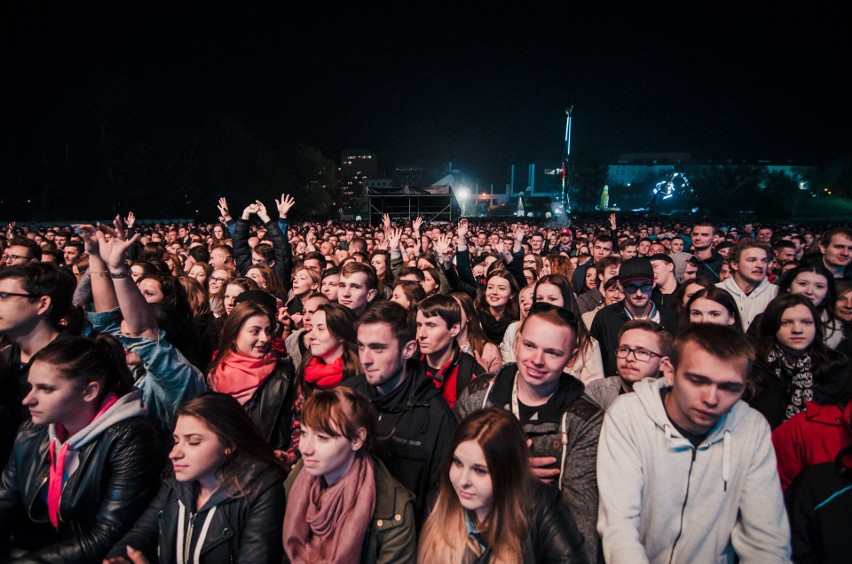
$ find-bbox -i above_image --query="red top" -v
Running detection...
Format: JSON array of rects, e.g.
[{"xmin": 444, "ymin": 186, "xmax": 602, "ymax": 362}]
[{"xmin": 772, "ymin": 401, "xmax": 852, "ymax": 491}]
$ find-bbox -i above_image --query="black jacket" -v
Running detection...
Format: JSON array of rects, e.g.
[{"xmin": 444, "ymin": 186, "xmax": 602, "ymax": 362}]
[
  {"xmin": 242, "ymin": 358, "xmax": 296, "ymax": 452},
  {"xmin": 233, "ymin": 217, "xmax": 292, "ymax": 289},
  {"xmin": 786, "ymin": 445, "xmax": 852, "ymax": 564},
  {"xmin": 0, "ymin": 415, "xmax": 160, "ymax": 563},
  {"xmin": 107, "ymin": 463, "xmax": 285, "ymax": 564},
  {"xmin": 590, "ymin": 302, "xmax": 678, "ymax": 376},
  {"xmin": 468, "ymin": 479, "xmax": 590, "ymax": 564},
  {"xmin": 344, "ymin": 362, "xmax": 457, "ymax": 526}
]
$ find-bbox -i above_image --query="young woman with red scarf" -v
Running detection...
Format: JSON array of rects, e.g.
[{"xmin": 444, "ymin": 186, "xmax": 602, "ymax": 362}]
[
  {"xmin": 207, "ymin": 300, "xmax": 296, "ymax": 457},
  {"xmin": 287, "ymin": 303, "xmax": 362, "ymax": 460}
]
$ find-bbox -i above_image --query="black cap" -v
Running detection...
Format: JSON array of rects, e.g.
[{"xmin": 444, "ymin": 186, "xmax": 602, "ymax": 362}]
[
  {"xmin": 619, "ymin": 257, "xmax": 654, "ymax": 283},
  {"xmin": 648, "ymin": 253, "xmax": 674, "ymax": 265}
]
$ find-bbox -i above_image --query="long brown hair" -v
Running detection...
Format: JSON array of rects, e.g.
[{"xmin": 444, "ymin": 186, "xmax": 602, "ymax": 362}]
[
  {"xmin": 209, "ymin": 301, "xmax": 276, "ymax": 377},
  {"xmin": 296, "ymin": 303, "xmax": 362, "ymax": 387},
  {"xmin": 176, "ymin": 392, "xmax": 280, "ymax": 496},
  {"xmin": 451, "ymin": 291, "xmax": 490, "ymax": 356},
  {"xmin": 418, "ymin": 408, "xmax": 529, "ymax": 563}
]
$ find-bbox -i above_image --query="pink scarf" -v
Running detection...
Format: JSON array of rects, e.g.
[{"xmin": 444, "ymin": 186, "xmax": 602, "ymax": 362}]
[
  {"xmin": 210, "ymin": 351, "xmax": 278, "ymax": 405},
  {"xmin": 283, "ymin": 456, "xmax": 377, "ymax": 563},
  {"xmin": 303, "ymin": 356, "xmax": 345, "ymax": 389},
  {"xmin": 47, "ymin": 393, "xmax": 118, "ymax": 529}
]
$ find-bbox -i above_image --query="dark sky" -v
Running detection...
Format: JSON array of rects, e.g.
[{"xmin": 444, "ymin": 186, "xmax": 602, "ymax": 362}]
[{"xmin": 2, "ymin": 1, "xmax": 850, "ymax": 185}]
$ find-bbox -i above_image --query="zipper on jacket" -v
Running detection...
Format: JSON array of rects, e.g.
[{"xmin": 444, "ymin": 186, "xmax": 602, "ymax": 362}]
[{"xmin": 668, "ymin": 447, "xmax": 697, "ymax": 564}]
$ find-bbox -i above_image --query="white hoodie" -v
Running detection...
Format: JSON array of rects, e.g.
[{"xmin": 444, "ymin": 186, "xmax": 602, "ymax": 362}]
[{"xmin": 597, "ymin": 378, "xmax": 791, "ymax": 564}]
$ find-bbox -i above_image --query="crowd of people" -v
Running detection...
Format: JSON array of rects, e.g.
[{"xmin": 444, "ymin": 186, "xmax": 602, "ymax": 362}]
[{"xmin": 0, "ymin": 197, "xmax": 850, "ymax": 563}]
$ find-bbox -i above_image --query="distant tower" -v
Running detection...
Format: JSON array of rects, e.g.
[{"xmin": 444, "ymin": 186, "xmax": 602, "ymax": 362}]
[
  {"xmin": 600, "ymin": 185, "xmax": 610, "ymax": 211},
  {"xmin": 562, "ymin": 106, "xmax": 574, "ymax": 213}
]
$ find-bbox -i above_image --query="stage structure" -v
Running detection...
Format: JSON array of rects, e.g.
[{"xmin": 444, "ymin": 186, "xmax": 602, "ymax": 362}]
[{"xmin": 366, "ymin": 174, "xmax": 462, "ymax": 224}]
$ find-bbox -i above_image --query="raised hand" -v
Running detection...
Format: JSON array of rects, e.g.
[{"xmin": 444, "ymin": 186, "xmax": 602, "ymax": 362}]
[
  {"xmin": 513, "ymin": 224, "xmax": 525, "ymax": 243},
  {"xmin": 609, "ymin": 212, "xmax": 617, "ymax": 231},
  {"xmin": 457, "ymin": 218, "xmax": 469, "ymax": 240},
  {"xmin": 388, "ymin": 226, "xmax": 403, "ymax": 251},
  {"xmin": 96, "ymin": 223, "xmax": 139, "ymax": 270},
  {"xmin": 255, "ymin": 200, "xmax": 270, "ymax": 222},
  {"xmin": 433, "ymin": 232, "xmax": 451, "ymax": 257},
  {"xmin": 412, "ymin": 216, "xmax": 424, "ymax": 233},
  {"xmin": 124, "ymin": 211, "xmax": 136, "ymax": 228},
  {"xmin": 242, "ymin": 202, "xmax": 260, "ymax": 220},
  {"xmin": 275, "ymin": 193, "xmax": 295, "ymax": 218},
  {"xmin": 217, "ymin": 197, "xmax": 232, "ymax": 221},
  {"xmin": 382, "ymin": 213, "xmax": 392, "ymax": 231},
  {"xmin": 74, "ymin": 224, "xmax": 100, "ymax": 256}
]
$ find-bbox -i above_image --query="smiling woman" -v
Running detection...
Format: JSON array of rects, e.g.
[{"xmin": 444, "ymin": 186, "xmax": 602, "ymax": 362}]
[
  {"xmin": 418, "ymin": 408, "xmax": 587, "ymax": 563},
  {"xmin": 207, "ymin": 301, "xmax": 296, "ymax": 454}
]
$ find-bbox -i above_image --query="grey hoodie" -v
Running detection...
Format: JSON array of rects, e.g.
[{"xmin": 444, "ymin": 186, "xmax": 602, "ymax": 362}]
[
  {"xmin": 48, "ymin": 390, "xmax": 148, "ymax": 485},
  {"xmin": 596, "ymin": 378, "xmax": 791, "ymax": 563}
]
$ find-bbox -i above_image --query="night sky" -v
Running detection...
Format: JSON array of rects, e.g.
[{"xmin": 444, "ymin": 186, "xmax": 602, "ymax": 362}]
[{"xmin": 1, "ymin": 1, "xmax": 850, "ymax": 189}]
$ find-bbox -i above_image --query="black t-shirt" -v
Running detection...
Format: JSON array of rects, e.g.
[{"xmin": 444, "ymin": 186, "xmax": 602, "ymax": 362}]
[{"xmin": 660, "ymin": 388, "xmax": 708, "ymax": 448}]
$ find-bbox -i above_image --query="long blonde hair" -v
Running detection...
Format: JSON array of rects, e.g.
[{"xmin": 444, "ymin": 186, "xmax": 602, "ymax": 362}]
[{"xmin": 418, "ymin": 409, "xmax": 529, "ymax": 563}]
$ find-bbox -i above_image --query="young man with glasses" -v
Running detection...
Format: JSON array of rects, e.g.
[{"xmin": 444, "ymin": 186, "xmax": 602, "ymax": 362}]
[
  {"xmin": 590, "ymin": 257, "xmax": 677, "ymax": 376},
  {"xmin": 455, "ymin": 303, "xmax": 604, "ymax": 563},
  {"xmin": 586, "ymin": 319, "xmax": 672, "ymax": 411},
  {"xmin": 597, "ymin": 324, "xmax": 791, "ymax": 562},
  {"xmin": 2, "ymin": 239, "xmax": 41, "ymax": 266},
  {"xmin": 0, "ymin": 263, "xmax": 76, "ymax": 465}
]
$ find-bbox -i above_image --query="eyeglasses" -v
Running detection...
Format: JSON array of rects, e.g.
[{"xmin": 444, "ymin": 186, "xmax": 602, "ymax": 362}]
[
  {"xmin": 0, "ymin": 291, "xmax": 36, "ymax": 301},
  {"xmin": 2, "ymin": 254, "xmax": 31, "ymax": 262},
  {"xmin": 209, "ymin": 276, "xmax": 229, "ymax": 284},
  {"xmin": 529, "ymin": 302, "xmax": 578, "ymax": 327},
  {"xmin": 622, "ymin": 282, "xmax": 653, "ymax": 294},
  {"xmin": 615, "ymin": 345, "xmax": 664, "ymax": 362}
]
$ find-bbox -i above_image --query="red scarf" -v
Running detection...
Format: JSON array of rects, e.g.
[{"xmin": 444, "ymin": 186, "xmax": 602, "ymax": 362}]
[
  {"xmin": 303, "ymin": 356, "xmax": 345, "ymax": 389},
  {"xmin": 211, "ymin": 351, "xmax": 278, "ymax": 405},
  {"xmin": 48, "ymin": 393, "xmax": 118, "ymax": 529}
]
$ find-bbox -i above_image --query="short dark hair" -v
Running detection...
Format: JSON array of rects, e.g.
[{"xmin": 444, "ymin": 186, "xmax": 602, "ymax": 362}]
[
  {"xmin": 355, "ymin": 300, "xmax": 415, "ymax": 348},
  {"xmin": 398, "ymin": 266, "xmax": 425, "ymax": 283},
  {"xmin": 728, "ymin": 238, "xmax": 770, "ymax": 265},
  {"xmin": 417, "ymin": 294, "xmax": 461, "ymax": 329},
  {"xmin": 340, "ymin": 260, "xmax": 378, "ymax": 290},
  {"xmin": 0, "ymin": 262, "xmax": 76, "ymax": 327},
  {"xmin": 821, "ymin": 226, "xmax": 852, "ymax": 247},
  {"xmin": 7, "ymin": 238, "xmax": 40, "ymax": 260}
]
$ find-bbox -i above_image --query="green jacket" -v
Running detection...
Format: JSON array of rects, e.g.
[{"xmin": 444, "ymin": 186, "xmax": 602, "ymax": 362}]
[{"xmin": 284, "ymin": 456, "xmax": 417, "ymax": 564}]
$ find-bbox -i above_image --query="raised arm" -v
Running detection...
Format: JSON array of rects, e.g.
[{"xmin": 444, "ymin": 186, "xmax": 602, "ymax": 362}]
[
  {"xmin": 77, "ymin": 224, "xmax": 119, "ymax": 313},
  {"xmin": 96, "ymin": 222, "xmax": 158, "ymax": 339}
]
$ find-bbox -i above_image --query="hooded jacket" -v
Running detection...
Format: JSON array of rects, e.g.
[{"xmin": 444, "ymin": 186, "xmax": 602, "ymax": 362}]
[
  {"xmin": 454, "ymin": 364, "xmax": 603, "ymax": 564},
  {"xmin": 107, "ymin": 462, "xmax": 285, "ymax": 564},
  {"xmin": 0, "ymin": 390, "xmax": 160, "ymax": 563},
  {"xmin": 597, "ymin": 378, "xmax": 791, "ymax": 564},
  {"xmin": 716, "ymin": 276, "xmax": 779, "ymax": 331},
  {"xmin": 344, "ymin": 362, "xmax": 456, "ymax": 526}
]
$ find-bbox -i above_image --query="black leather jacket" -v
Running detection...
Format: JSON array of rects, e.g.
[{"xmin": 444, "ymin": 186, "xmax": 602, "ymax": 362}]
[
  {"xmin": 0, "ymin": 415, "xmax": 160, "ymax": 563},
  {"xmin": 469, "ymin": 479, "xmax": 589, "ymax": 564},
  {"xmin": 242, "ymin": 358, "xmax": 296, "ymax": 452},
  {"xmin": 107, "ymin": 463, "xmax": 285, "ymax": 564}
]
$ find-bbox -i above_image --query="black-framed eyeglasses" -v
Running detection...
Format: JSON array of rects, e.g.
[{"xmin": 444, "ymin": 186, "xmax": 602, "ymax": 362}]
[
  {"xmin": 615, "ymin": 345, "xmax": 664, "ymax": 362},
  {"xmin": 0, "ymin": 291, "xmax": 36, "ymax": 301},
  {"xmin": 622, "ymin": 282, "xmax": 653, "ymax": 294},
  {"xmin": 529, "ymin": 302, "xmax": 578, "ymax": 327},
  {"xmin": 2, "ymin": 254, "xmax": 31, "ymax": 262}
]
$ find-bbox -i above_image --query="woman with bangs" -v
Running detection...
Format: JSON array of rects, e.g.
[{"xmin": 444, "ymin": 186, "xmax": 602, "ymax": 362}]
[
  {"xmin": 283, "ymin": 388, "xmax": 416, "ymax": 563},
  {"xmin": 287, "ymin": 303, "xmax": 361, "ymax": 462},
  {"xmin": 475, "ymin": 269, "xmax": 520, "ymax": 344},
  {"xmin": 747, "ymin": 293, "xmax": 850, "ymax": 429},
  {"xmin": 418, "ymin": 408, "xmax": 586, "ymax": 563},
  {"xmin": 453, "ymin": 291, "xmax": 504, "ymax": 373}
]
